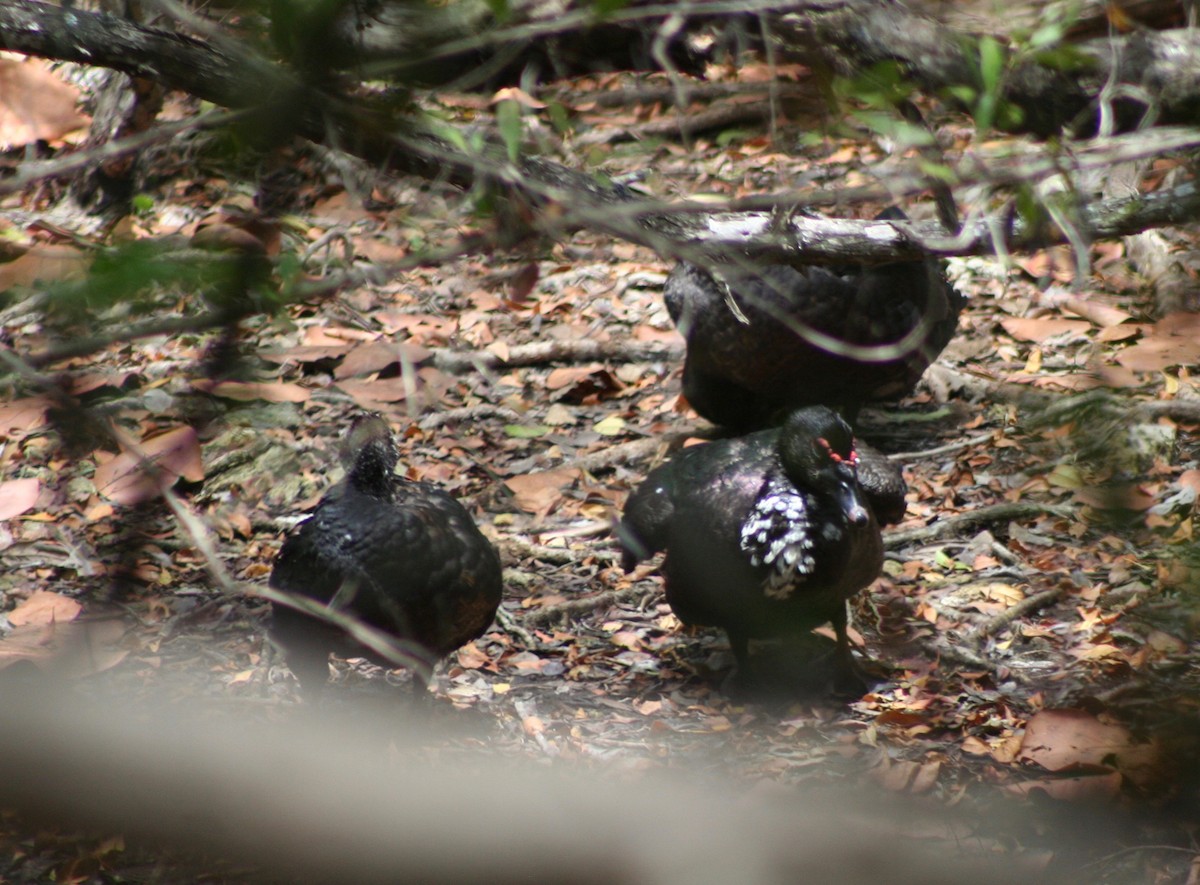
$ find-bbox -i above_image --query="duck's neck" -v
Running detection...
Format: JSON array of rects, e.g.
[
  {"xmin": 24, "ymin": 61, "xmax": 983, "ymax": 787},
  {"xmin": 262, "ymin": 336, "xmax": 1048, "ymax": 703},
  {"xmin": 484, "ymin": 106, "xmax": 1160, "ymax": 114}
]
[{"xmin": 349, "ymin": 440, "xmax": 399, "ymax": 496}]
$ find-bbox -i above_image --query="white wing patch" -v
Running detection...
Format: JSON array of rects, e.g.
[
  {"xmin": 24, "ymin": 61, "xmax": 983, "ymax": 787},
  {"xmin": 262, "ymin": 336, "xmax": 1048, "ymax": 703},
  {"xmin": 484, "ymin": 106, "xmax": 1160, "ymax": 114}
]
[{"xmin": 739, "ymin": 476, "xmax": 816, "ymax": 600}]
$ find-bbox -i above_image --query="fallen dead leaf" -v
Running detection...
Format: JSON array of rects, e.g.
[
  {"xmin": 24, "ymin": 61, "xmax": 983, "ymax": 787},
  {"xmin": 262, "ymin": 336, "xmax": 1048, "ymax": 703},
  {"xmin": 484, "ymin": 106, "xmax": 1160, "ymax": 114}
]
[
  {"xmin": 0, "ymin": 57, "xmax": 90, "ymax": 148},
  {"xmin": 1007, "ymin": 770, "xmax": 1123, "ymax": 803},
  {"xmin": 0, "ymin": 244, "xmax": 91, "ymax": 289},
  {"xmin": 335, "ymin": 340, "xmax": 432, "ymax": 379},
  {"xmin": 94, "ymin": 425, "xmax": 205, "ymax": 505},
  {"xmin": 0, "ymin": 397, "xmax": 48, "ymax": 434},
  {"xmin": 1073, "ymin": 484, "xmax": 1156, "ymax": 511},
  {"xmin": 1057, "ymin": 296, "xmax": 1133, "ymax": 328},
  {"xmin": 1001, "ymin": 317, "xmax": 1091, "ymax": 343},
  {"xmin": 1017, "ymin": 709, "xmax": 1154, "ymax": 778},
  {"xmin": 0, "ymin": 477, "xmax": 40, "ymax": 520},
  {"xmin": 193, "ymin": 379, "xmax": 311, "ymax": 403},
  {"xmin": 0, "ymin": 616, "xmax": 128, "ymax": 678},
  {"xmin": 504, "ymin": 468, "xmax": 582, "ymax": 514},
  {"xmin": 8, "ymin": 590, "xmax": 82, "ymax": 626}
]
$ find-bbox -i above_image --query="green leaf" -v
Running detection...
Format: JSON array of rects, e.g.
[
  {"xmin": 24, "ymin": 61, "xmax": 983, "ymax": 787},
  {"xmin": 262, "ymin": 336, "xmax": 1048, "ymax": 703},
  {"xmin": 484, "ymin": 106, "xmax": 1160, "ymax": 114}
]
[
  {"xmin": 546, "ymin": 100, "xmax": 572, "ymax": 135},
  {"xmin": 593, "ymin": 415, "xmax": 626, "ymax": 436},
  {"xmin": 496, "ymin": 99, "xmax": 523, "ymax": 164},
  {"xmin": 1033, "ymin": 45, "xmax": 1096, "ymax": 73},
  {"xmin": 979, "ymin": 36, "xmax": 1005, "ymax": 94},
  {"xmin": 945, "ymin": 85, "xmax": 977, "ymax": 106},
  {"xmin": 1028, "ymin": 21, "xmax": 1064, "ymax": 50},
  {"xmin": 504, "ymin": 424, "xmax": 551, "ymax": 439},
  {"xmin": 591, "ymin": 0, "xmax": 630, "ymax": 17},
  {"xmin": 484, "ymin": 0, "xmax": 510, "ymax": 23}
]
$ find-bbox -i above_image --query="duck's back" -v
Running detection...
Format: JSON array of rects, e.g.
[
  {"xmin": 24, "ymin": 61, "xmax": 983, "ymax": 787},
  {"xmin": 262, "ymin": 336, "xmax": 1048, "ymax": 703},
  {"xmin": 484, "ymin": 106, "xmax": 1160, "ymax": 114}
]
[
  {"xmin": 664, "ymin": 245, "xmax": 960, "ymax": 428},
  {"xmin": 270, "ymin": 474, "xmax": 502, "ymax": 670}
]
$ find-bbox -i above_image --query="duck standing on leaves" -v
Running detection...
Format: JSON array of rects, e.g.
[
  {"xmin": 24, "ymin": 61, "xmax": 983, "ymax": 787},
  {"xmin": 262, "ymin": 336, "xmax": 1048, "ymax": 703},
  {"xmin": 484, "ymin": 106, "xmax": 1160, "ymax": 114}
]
[
  {"xmin": 268, "ymin": 413, "xmax": 502, "ymax": 698},
  {"xmin": 664, "ymin": 208, "xmax": 963, "ymax": 431},
  {"xmin": 619, "ymin": 406, "xmax": 905, "ymax": 695}
]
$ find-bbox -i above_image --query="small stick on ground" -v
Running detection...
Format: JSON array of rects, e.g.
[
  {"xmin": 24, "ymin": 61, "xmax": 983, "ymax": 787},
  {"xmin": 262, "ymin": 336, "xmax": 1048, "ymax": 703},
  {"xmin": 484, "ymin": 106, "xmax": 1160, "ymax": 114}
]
[
  {"xmin": 431, "ymin": 340, "xmax": 683, "ymax": 373},
  {"xmin": 521, "ymin": 585, "xmax": 653, "ymax": 627},
  {"xmin": 884, "ymin": 502, "xmax": 1074, "ymax": 550},
  {"xmin": 968, "ymin": 586, "xmax": 1067, "ymax": 645}
]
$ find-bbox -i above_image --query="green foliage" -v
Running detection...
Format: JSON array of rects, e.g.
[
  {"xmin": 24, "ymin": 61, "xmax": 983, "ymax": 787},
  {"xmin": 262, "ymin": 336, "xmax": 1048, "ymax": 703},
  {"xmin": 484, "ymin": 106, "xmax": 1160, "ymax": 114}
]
[
  {"xmin": 504, "ymin": 424, "xmax": 551, "ymax": 438},
  {"xmin": 41, "ymin": 239, "xmax": 284, "ymax": 327},
  {"xmin": 495, "ymin": 98, "xmax": 524, "ymax": 164},
  {"xmin": 589, "ymin": 0, "xmax": 631, "ymax": 18},
  {"xmin": 483, "ymin": 0, "xmax": 510, "ymax": 23},
  {"xmin": 832, "ymin": 61, "xmax": 915, "ymax": 112},
  {"xmin": 949, "ymin": 34, "xmax": 1023, "ymax": 134},
  {"xmin": 832, "ymin": 62, "xmax": 935, "ymax": 151},
  {"xmin": 546, "ymin": 100, "xmax": 573, "ymax": 136}
]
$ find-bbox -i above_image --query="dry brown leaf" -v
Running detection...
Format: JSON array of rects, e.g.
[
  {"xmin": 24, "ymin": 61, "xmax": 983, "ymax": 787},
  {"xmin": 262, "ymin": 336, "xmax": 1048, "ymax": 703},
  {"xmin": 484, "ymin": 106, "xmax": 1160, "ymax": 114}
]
[
  {"xmin": 504, "ymin": 467, "xmax": 582, "ymax": 514},
  {"xmin": 456, "ymin": 642, "xmax": 489, "ymax": 670},
  {"xmin": 0, "ymin": 397, "xmax": 48, "ymax": 434},
  {"xmin": 1073, "ymin": 484, "xmax": 1156, "ymax": 511},
  {"xmin": 522, "ymin": 715, "xmax": 546, "ymax": 736},
  {"xmin": 0, "ymin": 477, "xmax": 39, "ymax": 520},
  {"xmin": 1057, "ymin": 296, "xmax": 1133, "ymax": 328},
  {"xmin": 909, "ymin": 760, "xmax": 941, "ymax": 794},
  {"xmin": 0, "ymin": 244, "xmax": 91, "ymax": 289},
  {"xmin": 610, "ymin": 631, "xmax": 642, "ymax": 651},
  {"xmin": 1007, "ymin": 771, "xmax": 1123, "ymax": 803},
  {"xmin": 259, "ymin": 344, "xmax": 354, "ymax": 365},
  {"xmin": 193, "ymin": 379, "xmax": 311, "ymax": 403},
  {"xmin": 633, "ymin": 695, "xmax": 662, "ymax": 719},
  {"xmin": 1116, "ymin": 338, "xmax": 1200, "ymax": 372},
  {"xmin": 1000, "ymin": 317, "xmax": 1092, "ymax": 343},
  {"xmin": 1095, "ymin": 324, "xmax": 1144, "ymax": 343},
  {"xmin": 0, "ymin": 57, "xmax": 89, "ymax": 148},
  {"xmin": 1180, "ymin": 469, "xmax": 1200, "ymax": 495},
  {"xmin": 0, "ymin": 616, "xmax": 128, "ymax": 678},
  {"xmin": 336, "ymin": 340, "xmax": 431, "ymax": 379},
  {"xmin": 94, "ymin": 425, "xmax": 204, "ymax": 505},
  {"xmin": 335, "ymin": 374, "xmax": 439, "ymax": 409},
  {"xmin": 8, "ymin": 590, "xmax": 81, "ymax": 626},
  {"xmin": 546, "ymin": 364, "xmax": 605, "ymax": 391},
  {"xmin": 1016, "ymin": 709, "xmax": 1145, "ymax": 773}
]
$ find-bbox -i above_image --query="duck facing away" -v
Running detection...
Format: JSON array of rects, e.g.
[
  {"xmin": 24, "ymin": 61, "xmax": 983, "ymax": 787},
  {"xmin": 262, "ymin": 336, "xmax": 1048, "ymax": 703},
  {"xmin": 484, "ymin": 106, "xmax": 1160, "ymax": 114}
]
[
  {"xmin": 664, "ymin": 209, "xmax": 963, "ymax": 430},
  {"xmin": 619, "ymin": 406, "xmax": 904, "ymax": 695},
  {"xmin": 268, "ymin": 413, "xmax": 502, "ymax": 697}
]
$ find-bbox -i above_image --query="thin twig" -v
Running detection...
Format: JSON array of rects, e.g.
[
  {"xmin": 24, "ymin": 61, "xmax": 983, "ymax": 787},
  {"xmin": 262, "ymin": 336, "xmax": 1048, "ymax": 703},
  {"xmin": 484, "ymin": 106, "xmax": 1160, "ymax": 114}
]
[
  {"xmin": 887, "ymin": 432, "xmax": 999, "ymax": 462},
  {"xmin": 521, "ymin": 586, "xmax": 653, "ymax": 627},
  {"xmin": 967, "ymin": 587, "xmax": 1067, "ymax": 645},
  {"xmin": 575, "ymin": 436, "xmax": 675, "ymax": 473},
  {"xmin": 884, "ymin": 502, "xmax": 1074, "ymax": 550},
  {"xmin": 430, "ymin": 340, "xmax": 683, "ymax": 373},
  {"xmin": 494, "ymin": 605, "xmax": 538, "ymax": 649}
]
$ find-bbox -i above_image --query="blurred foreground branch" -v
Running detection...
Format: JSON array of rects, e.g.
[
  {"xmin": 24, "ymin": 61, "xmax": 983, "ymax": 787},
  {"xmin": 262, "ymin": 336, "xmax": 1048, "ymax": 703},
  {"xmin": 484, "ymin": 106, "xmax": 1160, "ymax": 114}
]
[{"xmin": 0, "ymin": 681, "xmax": 1018, "ymax": 885}]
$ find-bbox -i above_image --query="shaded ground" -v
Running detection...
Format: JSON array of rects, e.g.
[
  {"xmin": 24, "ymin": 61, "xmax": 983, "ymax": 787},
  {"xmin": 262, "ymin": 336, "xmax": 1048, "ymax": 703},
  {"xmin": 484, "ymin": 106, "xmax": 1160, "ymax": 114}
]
[{"xmin": 2, "ymin": 65, "xmax": 1200, "ymax": 883}]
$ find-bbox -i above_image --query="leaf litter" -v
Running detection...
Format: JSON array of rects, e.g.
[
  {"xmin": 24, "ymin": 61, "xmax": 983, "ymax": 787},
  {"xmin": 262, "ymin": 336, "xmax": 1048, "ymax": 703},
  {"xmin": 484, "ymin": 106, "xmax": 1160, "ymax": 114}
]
[{"xmin": 1, "ymin": 67, "xmax": 1199, "ymax": 885}]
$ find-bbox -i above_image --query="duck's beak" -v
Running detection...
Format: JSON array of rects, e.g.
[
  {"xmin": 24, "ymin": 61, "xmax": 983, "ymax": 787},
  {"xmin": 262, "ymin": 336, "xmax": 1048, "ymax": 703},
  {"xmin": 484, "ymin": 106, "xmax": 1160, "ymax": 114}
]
[{"xmin": 833, "ymin": 477, "xmax": 871, "ymax": 527}]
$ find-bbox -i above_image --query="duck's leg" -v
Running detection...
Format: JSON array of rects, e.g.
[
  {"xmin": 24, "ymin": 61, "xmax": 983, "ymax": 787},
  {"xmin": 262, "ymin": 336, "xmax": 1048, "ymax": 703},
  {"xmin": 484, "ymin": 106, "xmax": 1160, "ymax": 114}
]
[
  {"xmin": 720, "ymin": 629, "xmax": 758, "ymax": 699},
  {"xmin": 829, "ymin": 605, "xmax": 871, "ymax": 697}
]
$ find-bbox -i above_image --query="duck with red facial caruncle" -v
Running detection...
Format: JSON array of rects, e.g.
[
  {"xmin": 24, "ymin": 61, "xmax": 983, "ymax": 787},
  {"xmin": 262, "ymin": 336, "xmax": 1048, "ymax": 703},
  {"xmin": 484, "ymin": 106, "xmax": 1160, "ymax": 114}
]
[{"xmin": 618, "ymin": 406, "xmax": 903, "ymax": 698}]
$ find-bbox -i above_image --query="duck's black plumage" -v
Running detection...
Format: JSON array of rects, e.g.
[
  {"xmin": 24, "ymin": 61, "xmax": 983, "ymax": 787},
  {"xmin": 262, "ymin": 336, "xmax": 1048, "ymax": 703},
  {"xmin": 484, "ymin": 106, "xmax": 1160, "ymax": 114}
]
[
  {"xmin": 664, "ymin": 209, "xmax": 963, "ymax": 430},
  {"xmin": 619, "ymin": 406, "xmax": 902, "ymax": 693},
  {"xmin": 269, "ymin": 414, "xmax": 502, "ymax": 695}
]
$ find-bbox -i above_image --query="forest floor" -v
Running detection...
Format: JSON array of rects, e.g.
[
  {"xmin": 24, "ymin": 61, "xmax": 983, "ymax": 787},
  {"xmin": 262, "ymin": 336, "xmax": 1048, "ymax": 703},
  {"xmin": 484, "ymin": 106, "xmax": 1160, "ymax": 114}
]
[{"xmin": 2, "ymin": 55, "xmax": 1200, "ymax": 884}]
